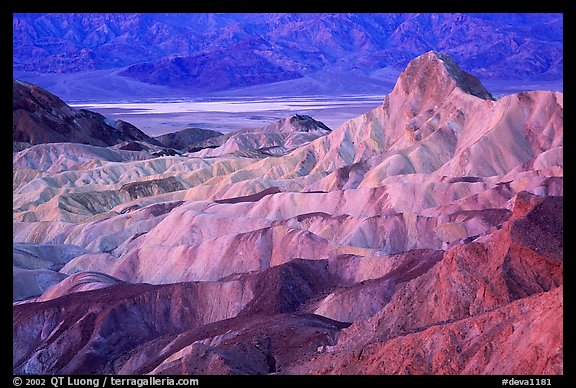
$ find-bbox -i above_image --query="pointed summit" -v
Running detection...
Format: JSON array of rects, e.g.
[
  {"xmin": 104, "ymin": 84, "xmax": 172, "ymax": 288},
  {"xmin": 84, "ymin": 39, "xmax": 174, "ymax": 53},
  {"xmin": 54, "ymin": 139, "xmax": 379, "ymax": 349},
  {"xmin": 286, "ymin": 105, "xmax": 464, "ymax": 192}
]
[
  {"xmin": 262, "ymin": 114, "xmax": 332, "ymax": 134},
  {"xmin": 393, "ymin": 50, "xmax": 495, "ymax": 101}
]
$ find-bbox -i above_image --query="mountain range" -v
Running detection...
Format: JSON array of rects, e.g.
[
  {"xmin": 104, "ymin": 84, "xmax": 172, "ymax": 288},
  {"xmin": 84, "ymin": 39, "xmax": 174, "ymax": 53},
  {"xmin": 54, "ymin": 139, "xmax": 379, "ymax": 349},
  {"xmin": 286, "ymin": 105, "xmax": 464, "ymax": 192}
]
[
  {"xmin": 13, "ymin": 13, "xmax": 563, "ymax": 99},
  {"xmin": 13, "ymin": 51, "xmax": 563, "ymax": 375}
]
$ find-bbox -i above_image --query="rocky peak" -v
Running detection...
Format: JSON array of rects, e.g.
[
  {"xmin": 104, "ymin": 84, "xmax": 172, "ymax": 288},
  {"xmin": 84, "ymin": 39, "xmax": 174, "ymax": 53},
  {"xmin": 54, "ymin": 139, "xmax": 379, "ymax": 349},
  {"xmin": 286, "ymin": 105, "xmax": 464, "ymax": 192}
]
[
  {"xmin": 288, "ymin": 114, "xmax": 332, "ymax": 132},
  {"xmin": 262, "ymin": 114, "xmax": 332, "ymax": 134},
  {"xmin": 393, "ymin": 50, "xmax": 495, "ymax": 101}
]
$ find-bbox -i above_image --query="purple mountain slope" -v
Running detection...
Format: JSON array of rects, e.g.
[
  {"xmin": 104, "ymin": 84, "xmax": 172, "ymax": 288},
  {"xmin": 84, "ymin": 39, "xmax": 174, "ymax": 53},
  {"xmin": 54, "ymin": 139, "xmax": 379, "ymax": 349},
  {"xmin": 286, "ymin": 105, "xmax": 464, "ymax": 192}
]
[{"xmin": 13, "ymin": 13, "xmax": 562, "ymax": 95}]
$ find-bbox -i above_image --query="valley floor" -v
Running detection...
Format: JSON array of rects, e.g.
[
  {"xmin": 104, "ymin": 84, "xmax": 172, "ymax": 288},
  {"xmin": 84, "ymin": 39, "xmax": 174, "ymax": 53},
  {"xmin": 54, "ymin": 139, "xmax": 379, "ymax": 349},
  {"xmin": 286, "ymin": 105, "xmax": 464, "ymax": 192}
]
[{"xmin": 70, "ymin": 95, "xmax": 384, "ymax": 136}]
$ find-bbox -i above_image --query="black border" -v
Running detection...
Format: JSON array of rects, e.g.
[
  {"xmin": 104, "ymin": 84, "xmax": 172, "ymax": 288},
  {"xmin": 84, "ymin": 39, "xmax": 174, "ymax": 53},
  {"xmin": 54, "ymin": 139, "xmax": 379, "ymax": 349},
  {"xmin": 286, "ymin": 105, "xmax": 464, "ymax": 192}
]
[
  {"xmin": 7, "ymin": 2, "xmax": 569, "ymax": 13},
  {"xmin": 6, "ymin": 375, "xmax": 572, "ymax": 385}
]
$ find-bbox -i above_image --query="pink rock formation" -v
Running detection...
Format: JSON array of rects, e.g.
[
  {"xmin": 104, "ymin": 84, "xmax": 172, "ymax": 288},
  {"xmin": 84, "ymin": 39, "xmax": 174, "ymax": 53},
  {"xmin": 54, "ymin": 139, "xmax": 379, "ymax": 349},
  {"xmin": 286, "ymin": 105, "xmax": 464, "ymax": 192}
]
[{"xmin": 13, "ymin": 51, "xmax": 562, "ymax": 375}]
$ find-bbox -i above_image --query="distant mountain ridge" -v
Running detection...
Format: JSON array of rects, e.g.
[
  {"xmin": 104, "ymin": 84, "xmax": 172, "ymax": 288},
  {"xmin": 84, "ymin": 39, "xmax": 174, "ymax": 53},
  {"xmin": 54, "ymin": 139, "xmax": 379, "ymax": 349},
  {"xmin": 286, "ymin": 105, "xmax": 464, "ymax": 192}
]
[{"xmin": 13, "ymin": 13, "xmax": 563, "ymax": 94}]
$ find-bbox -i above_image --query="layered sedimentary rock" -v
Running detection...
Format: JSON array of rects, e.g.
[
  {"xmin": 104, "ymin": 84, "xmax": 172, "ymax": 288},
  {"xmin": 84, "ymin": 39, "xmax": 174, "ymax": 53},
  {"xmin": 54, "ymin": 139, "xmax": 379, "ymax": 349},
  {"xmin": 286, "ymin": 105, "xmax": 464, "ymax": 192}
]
[
  {"xmin": 13, "ymin": 51, "xmax": 562, "ymax": 375},
  {"xmin": 188, "ymin": 114, "xmax": 331, "ymax": 156}
]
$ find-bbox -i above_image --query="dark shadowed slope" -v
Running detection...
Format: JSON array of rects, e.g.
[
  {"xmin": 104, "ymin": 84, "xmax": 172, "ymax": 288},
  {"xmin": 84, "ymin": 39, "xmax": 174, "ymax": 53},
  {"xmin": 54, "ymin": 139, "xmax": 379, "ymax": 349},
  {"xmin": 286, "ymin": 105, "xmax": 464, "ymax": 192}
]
[
  {"xmin": 13, "ymin": 79, "xmax": 161, "ymax": 148},
  {"xmin": 154, "ymin": 127, "xmax": 223, "ymax": 151}
]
